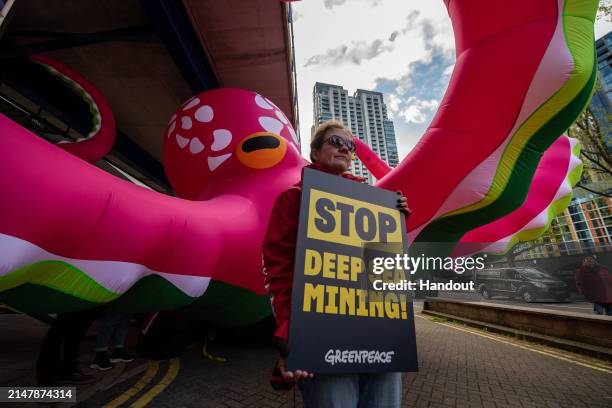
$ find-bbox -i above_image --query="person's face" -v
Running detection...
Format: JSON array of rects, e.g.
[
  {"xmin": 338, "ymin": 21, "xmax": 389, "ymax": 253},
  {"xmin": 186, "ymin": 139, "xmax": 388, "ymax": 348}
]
[
  {"xmin": 584, "ymin": 257, "xmax": 597, "ymax": 267},
  {"xmin": 311, "ymin": 128, "xmax": 354, "ymax": 175}
]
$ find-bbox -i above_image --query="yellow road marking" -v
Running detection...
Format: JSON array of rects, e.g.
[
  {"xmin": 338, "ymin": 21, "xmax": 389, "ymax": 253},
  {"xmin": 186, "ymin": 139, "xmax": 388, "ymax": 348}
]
[
  {"xmin": 202, "ymin": 340, "xmax": 227, "ymax": 362},
  {"xmin": 103, "ymin": 360, "xmax": 159, "ymax": 408},
  {"xmin": 129, "ymin": 358, "xmax": 180, "ymax": 408},
  {"xmin": 501, "ymin": 340, "xmax": 612, "ymax": 371},
  {"xmin": 416, "ymin": 314, "xmax": 612, "ymax": 374}
]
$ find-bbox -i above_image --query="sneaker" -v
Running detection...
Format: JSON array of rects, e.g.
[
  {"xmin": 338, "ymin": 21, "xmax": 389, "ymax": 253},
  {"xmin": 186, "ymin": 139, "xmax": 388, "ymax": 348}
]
[
  {"xmin": 110, "ymin": 348, "xmax": 134, "ymax": 363},
  {"xmin": 90, "ymin": 352, "xmax": 113, "ymax": 371},
  {"xmin": 58, "ymin": 369, "xmax": 96, "ymax": 384}
]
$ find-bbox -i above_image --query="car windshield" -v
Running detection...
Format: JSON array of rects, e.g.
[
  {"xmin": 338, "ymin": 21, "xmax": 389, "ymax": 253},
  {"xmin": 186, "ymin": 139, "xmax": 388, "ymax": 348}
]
[{"xmin": 518, "ymin": 269, "xmax": 552, "ymax": 279}]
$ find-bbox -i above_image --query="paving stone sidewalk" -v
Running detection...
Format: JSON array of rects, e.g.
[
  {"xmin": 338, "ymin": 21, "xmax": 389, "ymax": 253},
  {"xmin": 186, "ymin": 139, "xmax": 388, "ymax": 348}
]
[
  {"xmin": 86, "ymin": 308, "xmax": 610, "ymax": 408},
  {"xmin": 2, "ymin": 306, "xmax": 610, "ymax": 408}
]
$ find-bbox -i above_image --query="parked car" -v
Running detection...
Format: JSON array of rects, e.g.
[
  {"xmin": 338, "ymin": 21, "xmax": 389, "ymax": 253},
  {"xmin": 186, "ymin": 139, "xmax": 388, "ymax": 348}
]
[
  {"xmin": 474, "ymin": 267, "xmax": 570, "ymax": 302},
  {"xmin": 554, "ymin": 263, "xmax": 582, "ymax": 293}
]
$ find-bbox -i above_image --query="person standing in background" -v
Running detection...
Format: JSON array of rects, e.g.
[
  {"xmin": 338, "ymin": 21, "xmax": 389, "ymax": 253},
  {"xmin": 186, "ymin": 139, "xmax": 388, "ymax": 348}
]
[
  {"xmin": 575, "ymin": 256, "xmax": 612, "ymax": 316},
  {"xmin": 90, "ymin": 310, "xmax": 135, "ymax": 370}
]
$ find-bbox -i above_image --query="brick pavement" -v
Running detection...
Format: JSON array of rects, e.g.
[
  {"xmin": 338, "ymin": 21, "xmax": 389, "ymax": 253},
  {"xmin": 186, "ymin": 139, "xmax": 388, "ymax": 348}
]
[
  {"xmin": 1, "ymin": 307, "xmax": 609, "ymax": 407},
  {"xmin": 81, "ymin": 305, "xmax": 611, "ymax": 408}
]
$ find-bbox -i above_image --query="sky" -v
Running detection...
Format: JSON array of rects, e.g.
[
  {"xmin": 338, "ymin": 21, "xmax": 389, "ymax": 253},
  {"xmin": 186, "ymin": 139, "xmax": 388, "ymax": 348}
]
[{"xmin": 290, "ymin": 0, "xmax": 612, "ymax": 160}]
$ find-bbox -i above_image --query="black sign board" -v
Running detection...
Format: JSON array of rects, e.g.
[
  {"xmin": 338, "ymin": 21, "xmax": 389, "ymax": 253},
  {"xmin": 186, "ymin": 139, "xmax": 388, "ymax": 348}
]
[{"xmin": 286, "ymin": 168, "xmax": 418, "ymax": 373}]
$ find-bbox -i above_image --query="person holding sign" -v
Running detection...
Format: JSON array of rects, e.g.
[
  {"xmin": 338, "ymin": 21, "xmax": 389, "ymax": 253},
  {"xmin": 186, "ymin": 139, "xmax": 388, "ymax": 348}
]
[{"xmin": 263, "ymin": 120, "xmax": 410, "ymax": 407}]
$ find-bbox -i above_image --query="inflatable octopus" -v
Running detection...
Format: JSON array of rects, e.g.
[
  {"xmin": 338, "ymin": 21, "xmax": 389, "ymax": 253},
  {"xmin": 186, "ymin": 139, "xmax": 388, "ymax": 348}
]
[{"xmin": 0, "ymin": 0, "xmax": 597, "ymax": 325}]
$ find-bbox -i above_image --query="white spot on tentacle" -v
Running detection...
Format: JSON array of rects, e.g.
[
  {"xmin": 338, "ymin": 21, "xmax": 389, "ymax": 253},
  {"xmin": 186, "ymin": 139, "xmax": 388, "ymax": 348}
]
[
  {"xmin": 259, "ymin": 116, "xmax": 283, "ymax": 134},
  {"xmin": 211, "ymin": 129, "xmax": 232, "ymax": 151},
  {"xmin": 288, "ymin": 127, "xmax": 299, "ymax": 145},
  {"xmin": 275, "ymin": 110, "xmax": 288, "ymax": 125},
  {"xmin": 167, "ymin": 121, "xmax": 176, "ymax": 138},
  {"xmin": 189, "ymin": 137, "xmax": 204, "ymax": 154},
  {"xmin": 255, "ymin": 94, "xmax": 273, "ymax": 109},
  {"xmin": 195, "ymin": 105, "xmax": 214, "ymax": 123},
  {"xmin": 169, "ymin": 114, "xmax": 177, "ymax": 123},
  {"xmin": 176, "ymin": 134, "xmax": 189, "ymax": 149},
  {"xmin": 183, "ymin": 97, "xmax": 200, "ymax": 110},
  {"xmin": 181, "ymin": 116, "xmax": 193, "ymax": 130},
  {"xmin": 208, "ymin": 154, "xmax": 232, "ymax": 171}
]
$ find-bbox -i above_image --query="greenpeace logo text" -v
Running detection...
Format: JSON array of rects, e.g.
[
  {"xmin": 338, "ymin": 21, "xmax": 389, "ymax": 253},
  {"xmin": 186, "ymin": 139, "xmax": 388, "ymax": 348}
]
[{"xmin": 324, "ymin": 349, "xmax": 395, "ymax": 366}]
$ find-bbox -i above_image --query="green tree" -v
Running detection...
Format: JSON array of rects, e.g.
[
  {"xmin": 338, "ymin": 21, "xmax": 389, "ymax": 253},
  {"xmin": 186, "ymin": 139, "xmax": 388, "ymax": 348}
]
[
  {"xmin": 567, "ymin": 106, "xmax": 612, "ymax": 197},
  {"xmin": 599, "ymin": 0, "xmax": 612, "ymax": 22}
]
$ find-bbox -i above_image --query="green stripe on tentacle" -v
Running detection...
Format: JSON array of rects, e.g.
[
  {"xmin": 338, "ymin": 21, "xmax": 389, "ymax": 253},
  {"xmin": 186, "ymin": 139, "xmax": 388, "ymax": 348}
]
[
  {"xmin": 425, "ymin": 0, "xmax": 597, "ymax": 225},
  {"xmin": 0, "ymin": 261, "xmax": 196, "ymax": 313},
  {"xmin": 0, "ymin": 260, "xmax": 117, "ymax": 302},
  {"xmin": 417, "ymin": 59, "xmax": 596, "ymax": 243},
  {"xmin": 472, "ymin": 139, "xmax": 582, "ymax": 259},
  {"xmin": 0, "ymin": 260, "xmax": 271, "ymax": 325},
  {"xmin": 417, "ymin": 0, "xmax": 598, "ymax": 243},
  {"xmin": 0, "ymin": 277, "xmax": 271, "ymax": 326},
  {"xmin": 176, "ymin": 281, "xmax": 272, "ymax": 327}
]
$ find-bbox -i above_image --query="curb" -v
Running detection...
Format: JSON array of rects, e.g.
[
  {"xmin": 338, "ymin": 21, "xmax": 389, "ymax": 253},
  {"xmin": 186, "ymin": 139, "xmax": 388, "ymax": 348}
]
[{"xmin": 421, "ymin": 309, "xmax": 612, "ymax": 361}]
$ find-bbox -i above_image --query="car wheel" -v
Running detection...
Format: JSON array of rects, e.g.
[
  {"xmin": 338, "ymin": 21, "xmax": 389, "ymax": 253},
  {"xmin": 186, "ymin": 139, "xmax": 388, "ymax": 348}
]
[
  {"xmin": 481, "ymin": 287, "xmax": 491, "ymax": 299},
  {"xmin": 522, "ymin": 290, "xmax": 535, "ymax": 303}
]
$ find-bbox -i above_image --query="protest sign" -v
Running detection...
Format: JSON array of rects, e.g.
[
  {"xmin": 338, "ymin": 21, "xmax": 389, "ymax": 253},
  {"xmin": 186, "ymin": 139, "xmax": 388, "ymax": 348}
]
[{"xmin": 286, "ymin": 167, "xmax": 418, "ymax": 373}]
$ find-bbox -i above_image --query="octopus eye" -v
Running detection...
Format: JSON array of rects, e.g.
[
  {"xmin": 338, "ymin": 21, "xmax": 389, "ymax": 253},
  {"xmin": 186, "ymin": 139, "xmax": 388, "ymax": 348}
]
[
  {"xmin": 242, "ymin": 135, "xmax": 280, "ymax": 152},
  {"xmin": 237, "ymin": 132, "xmax": 287, "ymax": 169}
]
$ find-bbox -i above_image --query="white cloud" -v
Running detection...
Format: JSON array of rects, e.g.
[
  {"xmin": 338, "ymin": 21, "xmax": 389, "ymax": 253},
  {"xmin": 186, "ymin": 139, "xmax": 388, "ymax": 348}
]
[
  {"xmin": 399, "ymin": 97, "xmax": 439, "ymax": 124},
  {"xmin": 386, "ymin": 93, "xmax": 401, "ymax": 112},
  {"xmin": 323, "ymin": 0, "xmax": 346, "ymax": 9},
  {"xmin": 442, "ymin": 63, "xmax": 454, "ymax": 76},
  {"xmin": 304, "ymin": 39, "xmax": 395, "ymax": 67},
  {"xmin": 324, "ymin": 0, "xmax": 382, "ymax": 9},
  {"xmin": 401, "ymin": 10, "xmax": 421, "ymax": 33},
  {"xmin": 595, "ymin": 7, "xmax": 612, "ymax": 39},
  {"xmin": 291, "ymin": 0, "xmax": 454, "ymax": 158},
  {"xmin": 291, "ymin": 9, "xmax": 303, "ymax": 22}
]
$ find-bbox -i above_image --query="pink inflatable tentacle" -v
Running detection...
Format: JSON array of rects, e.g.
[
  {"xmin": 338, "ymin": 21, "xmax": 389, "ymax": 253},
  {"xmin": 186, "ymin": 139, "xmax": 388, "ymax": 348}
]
[
  {"xmin": 453, "ymin": 135, "xmax": 580, "ymax": 256},
  {"xmin": 354, "ymin": 137, "xmax": 392, "ymax": 179},
  {"xmin": 0, "ymin": 114, "xmax": 220, "ymax": 278},
  {"xmin": 376, "ymin": 0, "xmax": 560, "ymax": 232},
  {"xmin": 0, "ymin": 113, "xmax": 285, "ymax": 295},
  {"xmin": 28, "ymin": 54, "xmax": 116, "ymax": 163}
]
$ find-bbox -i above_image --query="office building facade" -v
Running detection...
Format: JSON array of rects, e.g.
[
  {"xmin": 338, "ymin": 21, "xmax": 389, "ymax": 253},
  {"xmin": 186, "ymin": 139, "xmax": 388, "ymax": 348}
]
[
  {"xmin": 516, "ymin": 195, "xmax": 612, "ymax": 260},
  {"xmin": 594, "ymin": 31, "xmax": 612, "ymax": 148}
]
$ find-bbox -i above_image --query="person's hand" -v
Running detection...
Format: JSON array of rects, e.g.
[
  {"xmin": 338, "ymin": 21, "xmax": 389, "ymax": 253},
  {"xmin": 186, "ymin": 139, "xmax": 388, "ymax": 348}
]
[
  {"xmin": 396, "ymin": 191, "xmax": 412, "ymax": 217},
  {"xmin": 278, "ymin": 356, "xmax": 314, "ymax": 380},
  {"xmin": 273, "ymin": 337, "xmax": 314, "ymax": 380}
]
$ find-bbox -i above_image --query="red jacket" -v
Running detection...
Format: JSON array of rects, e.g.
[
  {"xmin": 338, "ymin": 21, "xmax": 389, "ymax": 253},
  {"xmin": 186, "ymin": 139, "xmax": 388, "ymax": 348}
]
[
  {"xmin": 575, "ymin": 265, "xmax": 612, "ymax": 303},
  {"xmin": 262, "ymin": 163, "xmax": 365, "ymax": 343}
]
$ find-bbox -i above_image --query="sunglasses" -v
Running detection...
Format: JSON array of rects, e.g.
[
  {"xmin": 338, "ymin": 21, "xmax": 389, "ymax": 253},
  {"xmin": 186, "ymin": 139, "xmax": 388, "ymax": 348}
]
[{"xmin": 324, "ymin": 134, "xmax": 356, "ymax": 153}]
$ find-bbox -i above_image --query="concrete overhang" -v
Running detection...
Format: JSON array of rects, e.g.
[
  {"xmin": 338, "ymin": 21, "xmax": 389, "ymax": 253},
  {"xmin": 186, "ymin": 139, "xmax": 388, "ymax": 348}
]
[
  {"xmin": 183, "ymin": 0, "xmax": 297, "ymax": 126},
  {"xmin": 0, "ymin": 0, "xmax": 296, "ymax": 188}
]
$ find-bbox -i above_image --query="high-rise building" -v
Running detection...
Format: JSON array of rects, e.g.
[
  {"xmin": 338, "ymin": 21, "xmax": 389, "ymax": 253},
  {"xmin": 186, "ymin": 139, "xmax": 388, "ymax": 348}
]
[
  {"xmin": 596, "ymin": 31, "xmax": 612, "ymax": 105},
  {"xmin": 312, "ymin": 82, "xmax": 399, "ymax": 183},
  {"xmin": 594, "ymin": 31, "xmax": 612, "ymax": 148}
]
